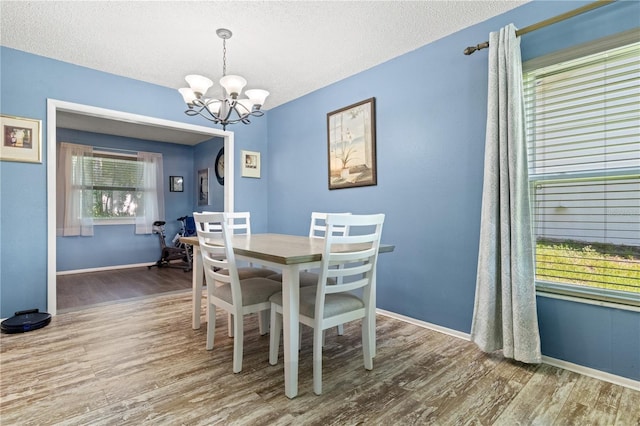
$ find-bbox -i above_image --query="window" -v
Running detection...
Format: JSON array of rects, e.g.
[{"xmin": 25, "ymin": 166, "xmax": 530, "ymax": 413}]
[
  {"xmin": 523, "ymin": 38, "xmax": 639, "ymax": 306},
  {"xmin": 57, "ymin": 143, "xmax": 164, "ymax": 236},
  {"xmin": 85, "ymin": 152, "xmax": 143, "ymax": 219}
]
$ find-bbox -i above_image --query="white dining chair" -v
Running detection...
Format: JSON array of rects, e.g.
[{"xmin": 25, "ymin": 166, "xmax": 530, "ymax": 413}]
[
  {"xmin": 267, "ymin": 212, "xmax": 351, "ymax": 287},
  {"xmin": 194, "ymin": 212, "xmax": 282, "ymax": 373},
  {"xmin": 267, "ymin": 212, "xmax": 351, "ymax": 339},
  {"xmin": 268, "ymin": 213, "xmax": 385, "ymax": 394},
  {"xmin": 310, "ymin": 212, "xmax": 351, "ymax": 337},
  {"xmin": 203, "ymin": 211, "xmax": 277, "ymax": 335}
]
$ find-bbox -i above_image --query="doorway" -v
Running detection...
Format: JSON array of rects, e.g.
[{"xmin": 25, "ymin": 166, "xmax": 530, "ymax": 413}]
[{"xmin": 47, "ymin": 99, "xmax": 234, "ymax": 315}]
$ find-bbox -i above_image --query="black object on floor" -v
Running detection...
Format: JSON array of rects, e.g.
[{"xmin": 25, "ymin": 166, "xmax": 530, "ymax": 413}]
[{"xmin": 1, "ymin": 309, "xmax": 51, "ymax": 334}]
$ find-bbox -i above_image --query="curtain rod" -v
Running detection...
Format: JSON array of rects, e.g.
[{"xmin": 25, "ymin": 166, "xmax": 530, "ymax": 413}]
[{"xmin": 463, "ymin": 0, "xmax": 616, "ymax": 55}]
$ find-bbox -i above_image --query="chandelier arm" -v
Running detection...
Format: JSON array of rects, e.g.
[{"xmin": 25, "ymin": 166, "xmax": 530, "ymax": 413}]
[
  {"xmin": 185, "ymin": 101, "xmax": 265, "ymax": 127},
  {"xmin": 185, "ymin": 107, "xmax": 221, "ymax": 124}
]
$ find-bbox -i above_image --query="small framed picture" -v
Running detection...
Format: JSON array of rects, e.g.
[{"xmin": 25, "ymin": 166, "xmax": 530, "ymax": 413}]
[
  {"xmin": 170, "ymin": 176, "xmax": 184, "ymax": 192},
  {"xmin": 197, "ymin": 168, "xmax": 211, "ymax": 205},
  {"xmin": 1, "ymin": 114, "xmax": 42, "ymax": 163},
  {"xmin": 241, "ymin": 150, "xmax": 261, "ymax": 178}
]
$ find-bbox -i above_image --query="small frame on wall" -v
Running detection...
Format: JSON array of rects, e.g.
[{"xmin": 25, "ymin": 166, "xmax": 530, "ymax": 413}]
[
  {"xmin": 327, "ymin": 97, "xmax": 377, "ymax": 190},
  {"xmin": 241, "ymin": 150, "xmax": 261, "ymax": 178},
  {"xmin": 0, "ymin": 114, "xmax": 42, "ymax": 164},
  {"xmin": 170, "ymin": 176, "xmax": 184, "ymax": 192},
  {"xmin": 197, "ymin": 168, "xmax": 211, "ymax": 205}
]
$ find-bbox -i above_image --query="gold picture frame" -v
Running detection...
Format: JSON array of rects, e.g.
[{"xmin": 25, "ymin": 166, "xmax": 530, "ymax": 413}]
[
  {"xmin": 1, "ymin": 114, "xmax": 42, "ymax": 163},
  {"xmin": 327, "ymin": 97, "xmax": 376, "ymax": 189}
]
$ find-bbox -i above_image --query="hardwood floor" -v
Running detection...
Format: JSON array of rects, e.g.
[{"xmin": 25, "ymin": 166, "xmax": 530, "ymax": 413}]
[
  {"xmin": 56, "ymin": 266, "xmax": 192, "ymax": 312},
  {"xmin": 2, "ymin": 292, "xmax": 638, "ymax": 425}
]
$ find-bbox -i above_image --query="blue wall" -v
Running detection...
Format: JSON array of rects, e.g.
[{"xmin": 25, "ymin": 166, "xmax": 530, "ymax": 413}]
[
  {"xmin": 1, "ymin": 0, "xmax": 638, "ymax": 381},
  {"xmin": 0, "ymin": 47, "xmax": 269, "ymax": 316},
  {"xmin": 265, "ymin": 0, "xmax": 640, "ymax": 381}
]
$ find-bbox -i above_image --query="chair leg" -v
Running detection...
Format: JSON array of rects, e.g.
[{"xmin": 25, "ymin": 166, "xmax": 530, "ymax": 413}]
[
  {"xmin": 313, "ymin": 326, "xmax": 324, "ymax": 395},
  {"xmin": 228, "ymin": 313, "xmax": 234, "ymax": 337},
  {"xmin": 269, "ymin": 305, "xmax": 281, "ymax": 365},
  {"xmin": 362, "ymin": 315, "xmax": 373, "ymax": 371},
  {"xmin": 232, "ymin": 312, "xmax": 244, "ymax": 373},
  {"xmin": 337, "ymin": 324, "xmax": 344, "ymax": 336},
  {"xmin": 258, "ymin": 310, "xmax": 269, "ymax": 335},
  {"xmin": 206, "ymin": 304, "xmax": 216, "ymax": 350}
]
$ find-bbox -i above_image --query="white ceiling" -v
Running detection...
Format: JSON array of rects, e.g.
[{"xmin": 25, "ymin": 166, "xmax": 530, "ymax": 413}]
[{"xmin": 1, "ymin": 0, "xmax": 530, "ymax": 143}]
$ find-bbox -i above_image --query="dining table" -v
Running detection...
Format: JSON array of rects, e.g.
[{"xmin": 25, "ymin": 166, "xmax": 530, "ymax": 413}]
[{"xmin": 180, "ymin": 233, "xmax": 394, "ymax": 398}]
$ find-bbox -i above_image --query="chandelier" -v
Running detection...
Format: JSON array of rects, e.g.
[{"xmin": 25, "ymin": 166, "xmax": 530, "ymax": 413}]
[{"xmin": 178, "ymin": 28, "xmax": 269, "ymax": 130}]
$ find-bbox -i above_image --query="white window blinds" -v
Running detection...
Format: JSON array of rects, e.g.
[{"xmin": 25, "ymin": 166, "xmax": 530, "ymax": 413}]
[
  {"xmin": 90, "ymin": 153, "xmax": 142, "ymax": 192},
  {"xmin": 523, "ymin": 41, "xmax": 640, "ymax": 303}
]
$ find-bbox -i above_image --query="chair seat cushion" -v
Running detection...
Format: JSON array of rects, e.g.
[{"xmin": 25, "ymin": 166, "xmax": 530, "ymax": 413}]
[
  {"xmin": 218, "ymin": 267, "xmax": 277, "ymax": 280},
  {"xmin": 212, "ymin": 278, "xmax": 282, "ymax": 306},
  {"xmin": 266, "ymin": 271, "xmax": 336, "ymax": 287},
  {"xmin": 269, "ymin": 287, "xmax": 364, "ymax": 319}
]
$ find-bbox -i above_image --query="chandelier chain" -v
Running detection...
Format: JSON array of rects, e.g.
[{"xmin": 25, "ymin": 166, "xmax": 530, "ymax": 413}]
[{"xmin": 222, "ymin": 39, "xmax": 227, "ymax": 77}]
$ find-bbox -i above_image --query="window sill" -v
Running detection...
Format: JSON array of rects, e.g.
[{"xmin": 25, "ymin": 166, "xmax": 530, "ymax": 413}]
[
  {"xmin": 536, "ymin": 281, "xmax": 640, "ymax": 312},
  {"xmin": 94, "ymin": 218, "xmax": 135, "ymax": 226}
]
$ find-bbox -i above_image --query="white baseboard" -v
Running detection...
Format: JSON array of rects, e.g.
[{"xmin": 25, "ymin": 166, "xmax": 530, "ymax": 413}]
[
  {"xmin": 376, "ymin": 308, "xmax": 471, "ymax": 341},
  {"xmin": 56, "ymin": 263, "xmax": 152, "ymax": 275},
  {"xmin": 376, "ymin": 308, "xmax": 639, "ymax": 391},
  {"xmin": 541, "ymin": 356, "xmax": 640, "ymax": 391}
]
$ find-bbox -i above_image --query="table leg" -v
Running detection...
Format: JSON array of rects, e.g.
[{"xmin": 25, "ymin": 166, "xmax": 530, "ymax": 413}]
[
  {"xmin": 192, "ymin": 246, "xmax": 203, "ymax": 330},
  {"xmin": 282, "ymin": 265, "xmax": 300, "ymax": 398}
]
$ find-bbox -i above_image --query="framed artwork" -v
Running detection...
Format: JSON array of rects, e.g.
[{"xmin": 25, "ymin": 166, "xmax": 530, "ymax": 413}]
[
  {"xmin": 241, "ymin": 150, "xmax": 261, "ymax": 178},
  {"xmin": 326, "ymin": 97, "xmax": 377, "ymax": 190},
  {"xmin": 0, "ymin": 114, "xmax": 42, "ymax": 163},
  {"xmin": 214, "ymin": 147, "xmax": 224, "ymax": 185},
  {"xmin": 170, "ymin": 176, "xmax": 184, "ymax": 192},
  {"xmin": 197, "ymin": 168, "xmax": 211, "ymax": 205}
]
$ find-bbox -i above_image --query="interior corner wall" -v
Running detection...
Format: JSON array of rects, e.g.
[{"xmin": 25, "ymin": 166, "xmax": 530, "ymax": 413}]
[{"xmin": 264, "ymin": 0, "xmax": 640, "ymax": 381}]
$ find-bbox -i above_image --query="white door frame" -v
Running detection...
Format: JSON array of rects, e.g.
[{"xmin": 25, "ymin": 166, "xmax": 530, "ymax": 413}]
[{"xmin": 46, "ymin": 99, "xmax": 234, "ymax": 315}]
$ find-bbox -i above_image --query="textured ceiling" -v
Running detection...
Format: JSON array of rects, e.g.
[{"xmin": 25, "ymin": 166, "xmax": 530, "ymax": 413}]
[{"xmin": 1, "ymin": 0, "xmax": 530, "ymax": 111}]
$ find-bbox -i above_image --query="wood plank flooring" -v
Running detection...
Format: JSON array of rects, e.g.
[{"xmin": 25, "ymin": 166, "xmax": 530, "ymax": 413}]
[
  {"xmin": 2, "ymin": 292, "xmax": 639, "ymax": 425},
  {"xmin": 56, "ymin": 266, "xmax": 192, "ymax": 312}
]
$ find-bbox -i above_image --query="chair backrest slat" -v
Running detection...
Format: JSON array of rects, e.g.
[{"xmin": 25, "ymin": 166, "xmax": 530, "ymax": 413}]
[
  {"xmin": 227, "ymin": 212, "xmax": 251, "ymax": 235},
  {"xmin": 315, "ymin": 213, "xmax": 385, "ymax": 319},
  {"xmin": 194, "ymin": 212, "xmax": 242, "ymax": 301},
  {"xmin": 309, "ymin": 212, "xmax": 351, "ymax": 238},
  {"xmin": 202, "ymin": 211, "xmax": 251, "ymax": 235}
]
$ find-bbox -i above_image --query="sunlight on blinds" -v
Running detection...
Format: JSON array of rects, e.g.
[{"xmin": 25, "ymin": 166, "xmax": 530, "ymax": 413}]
[{"xmin": 524, "ymin": 41, "xmax": 639, "ymax": 301}]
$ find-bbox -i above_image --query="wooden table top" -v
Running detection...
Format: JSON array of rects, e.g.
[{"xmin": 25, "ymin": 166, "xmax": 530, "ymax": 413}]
[{"xmin": 180, "ymin": 233, "xmax": 395, "ymax": 266}]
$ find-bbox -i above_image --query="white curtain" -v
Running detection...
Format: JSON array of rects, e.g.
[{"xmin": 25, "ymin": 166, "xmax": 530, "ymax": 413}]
[
  {"xmin": 56, "ymin": 142, "xmax": 94, "ymax": 236},
  {"xmin": 470, "ymin": 24, "xmax": 541, "ymax": 364},
  {"xmin": 135, "ymin": 151, "xmax": 165, "ymax": 234}
]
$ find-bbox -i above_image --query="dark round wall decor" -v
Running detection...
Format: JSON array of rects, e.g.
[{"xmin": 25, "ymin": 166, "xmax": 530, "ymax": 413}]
[{"xmin": 215, "ymin": 147, "xmax": 224, "ymax": 185}]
